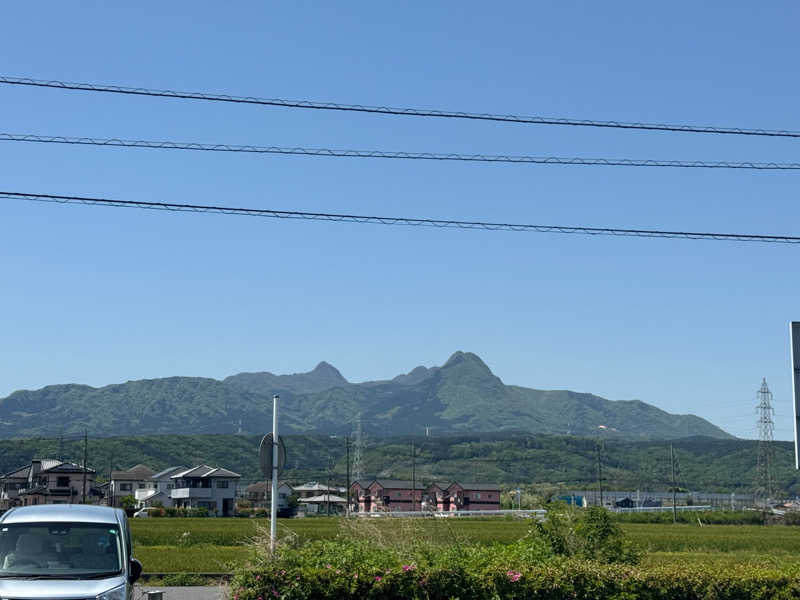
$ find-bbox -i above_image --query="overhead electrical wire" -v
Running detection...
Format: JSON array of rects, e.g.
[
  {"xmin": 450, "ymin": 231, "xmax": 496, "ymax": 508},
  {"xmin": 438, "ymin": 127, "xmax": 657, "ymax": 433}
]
[
  {"xmin": 2, "ymin": 75, "xmax": 799, "ymax": 139},
  {"xmin": 3, "ymin": 191, "xmax": 799, "ymax": 245},
  {"xmin": 2, "ymin": 132, "xmax": 799, "ymax": 171}
]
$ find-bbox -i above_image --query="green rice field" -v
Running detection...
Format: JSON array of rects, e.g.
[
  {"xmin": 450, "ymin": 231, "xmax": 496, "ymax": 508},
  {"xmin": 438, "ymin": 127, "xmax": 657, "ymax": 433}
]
[{"xmin": 130, "ymin": 517, "xmax": 800, "ymax": 573}]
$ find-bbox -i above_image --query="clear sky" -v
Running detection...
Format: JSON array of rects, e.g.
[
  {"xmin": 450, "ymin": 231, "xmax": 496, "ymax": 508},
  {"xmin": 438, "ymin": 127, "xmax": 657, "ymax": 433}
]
[{"xmin": 1, "ymin": 1, "xmax": 799, "ymax": 440}]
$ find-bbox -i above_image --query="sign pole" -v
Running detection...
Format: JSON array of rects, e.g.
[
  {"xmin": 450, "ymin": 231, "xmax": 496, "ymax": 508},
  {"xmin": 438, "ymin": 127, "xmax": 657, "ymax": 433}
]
[
  {"xmin": 790, "ymin": 322, "xmax": 800, "ymax": 470},
  {"xmin": 270, "ymin": 394, "xmax": 279, "ymax": 555}
]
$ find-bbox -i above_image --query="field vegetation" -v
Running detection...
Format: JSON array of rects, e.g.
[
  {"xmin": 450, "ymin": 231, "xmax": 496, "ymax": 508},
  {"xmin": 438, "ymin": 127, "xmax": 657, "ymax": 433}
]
[
  {"xmin": 226, "ymin": 510, "xmax": 800, "ymax": 600},
  {"xmin": 130, "ymin": 514, "xmax": 800, "ymax": 575}
]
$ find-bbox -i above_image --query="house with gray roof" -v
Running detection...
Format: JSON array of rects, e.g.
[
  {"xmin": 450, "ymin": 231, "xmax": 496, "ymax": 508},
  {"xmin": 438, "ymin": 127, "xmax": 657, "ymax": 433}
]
[
  {"xmin": 0, "ymin": 459, "xmax": 98, "ymax": 508},
  {"xmin": 109, "ymin": 464, "xmax": 155, "ymax": 508},
  {"xmin": 170, "ymin": 465, "xmax": 241, "ymax": 516},
  {"xmin": 134, "ymin": 465, "xmax": 187, "ymax": 509}
]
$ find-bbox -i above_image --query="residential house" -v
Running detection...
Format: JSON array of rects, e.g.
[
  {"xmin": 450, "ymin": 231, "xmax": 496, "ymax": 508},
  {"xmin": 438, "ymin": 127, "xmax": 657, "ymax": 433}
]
[
  {"xmin": 349, "ymin": 480, "xmax": 374, "ymax": 512},
  {"xmin": 351, "ymin": 480, "xmax": 501, "ymax": 513},
  {"xmin": 109, "ymin": 464, "xmax": 155, "ymax": 508},
  {"xmin": 293, "ymin": 482, "xmax": 345, "ymax": 499},
  {"xmin": 443, "ymin": 482, "xmax": 501, "ymax": 511},
  {"xmin": 0, "ymin": 465, "xmax": 32, "ymax": 509},
  {"xmin": 243, "ymin": 481, "xmax": 293, "ymax": 510},
  {"xmin": 362, "ymin": 480, "xmax": 424, "ymax": 512},
  {"xmin": 170, "ymin": 465, "xmax": 240, "ymax": 517},
  {"xmin": 0, "ymin": 459, "xmax": 98, "ymax": 507},
  {"xmin": 300, "ymin": 493, "xmax": 347, "ymax": 515},
  {"xmin": 422, "ymin": 482, "xmax": 451, "ymax": 512},
  {"xmin": 135, "ymin": 466, "xmax": 187, "ymax": 509}
]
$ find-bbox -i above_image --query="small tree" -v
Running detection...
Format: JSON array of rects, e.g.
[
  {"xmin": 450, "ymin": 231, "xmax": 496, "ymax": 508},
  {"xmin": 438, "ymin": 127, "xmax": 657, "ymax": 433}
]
[{"xmin": 121, "ymin": 495, "xmax": 137, "ymax": 511}]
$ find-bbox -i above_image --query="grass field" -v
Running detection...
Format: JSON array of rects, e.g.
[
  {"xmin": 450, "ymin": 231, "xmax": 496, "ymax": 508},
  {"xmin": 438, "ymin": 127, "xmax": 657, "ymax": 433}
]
[{"xmin": 130, "ymin": 517, "xmax": 800, "ymax": 573}]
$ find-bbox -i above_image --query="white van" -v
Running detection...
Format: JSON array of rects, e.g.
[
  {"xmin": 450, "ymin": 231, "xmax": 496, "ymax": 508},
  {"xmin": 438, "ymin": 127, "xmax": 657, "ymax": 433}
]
[{"xmin": 0, "ymin": 504, "xmax": 142, "ymax": 599}]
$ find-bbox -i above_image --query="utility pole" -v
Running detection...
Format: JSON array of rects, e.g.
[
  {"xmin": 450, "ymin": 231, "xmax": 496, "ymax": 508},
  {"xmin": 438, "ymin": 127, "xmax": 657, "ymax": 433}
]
[
  {"xmin": 82, "ymin": 429, "xmax": 88, "ymax": 504},
  {"xmin": 596, "ymin": 442, "xmax": 603, "ymax": 507},
  {"xmin": 411, "ymin": 440, "xmax": 416, "ymax": 512},
  {"xmin": 326, "ymin": 464, "xmax": 332, "ymax": 517},
  {"xmin": 270, "ymin": 395, "xmax": 279, "ymax": 555},
  {"xmin": 345, "ymin": 436, "xmax": 351, "ymax": 516},
  {"xmin": 108, "ymin": 454, "xmax": 114, "ymax": 508},
  {"xmin": 670, "ymin": 443, "xmax": 677, "ymax": 523}
]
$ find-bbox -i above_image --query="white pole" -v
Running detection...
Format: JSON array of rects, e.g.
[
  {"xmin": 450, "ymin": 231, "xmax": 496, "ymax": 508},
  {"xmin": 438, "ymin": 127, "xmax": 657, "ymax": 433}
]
[{"xmin": 270, "ymin": 394, "xmax": 279, "ymax": 555}]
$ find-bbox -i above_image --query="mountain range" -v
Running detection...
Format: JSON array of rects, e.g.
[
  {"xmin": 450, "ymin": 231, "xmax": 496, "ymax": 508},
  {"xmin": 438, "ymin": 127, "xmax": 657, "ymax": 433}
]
[{"xmin": 0, "ymin": 351, "xmax": 732, "ymax": 439}]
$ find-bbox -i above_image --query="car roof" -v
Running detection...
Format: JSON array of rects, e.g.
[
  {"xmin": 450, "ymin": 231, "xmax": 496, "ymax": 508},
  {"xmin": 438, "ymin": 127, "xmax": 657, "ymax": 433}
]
[{"xmin": 1, "ymin": 504, "xmax": 123, "ymax": 525}]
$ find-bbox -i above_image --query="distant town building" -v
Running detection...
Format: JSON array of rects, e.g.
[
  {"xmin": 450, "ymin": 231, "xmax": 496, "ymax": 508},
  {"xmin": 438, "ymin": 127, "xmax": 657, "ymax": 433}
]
[
  {"xmin": 557, "ymin": 495, "xmax": 588, "ymax": 507},
  {"xmin": 300, "ymin": 493, "xmax": 347, "ymax": 515},
  {"xmin": 293, "ymin": 482, "xmax": 345, "ymax": 499},
  {"xmin": 243, "ymin": 481, "xmax": 293, "ymax": 510},
  {"xmin": 364, "ymin": 480, "xmax": 424, "ymax": 512},
  {"xmin": 422, "ymin": 481, "xmax": 504, "ymax": 512},
  {"xmin": 350, "ymin": 480, "xmax": 500, "ymax": 513}
]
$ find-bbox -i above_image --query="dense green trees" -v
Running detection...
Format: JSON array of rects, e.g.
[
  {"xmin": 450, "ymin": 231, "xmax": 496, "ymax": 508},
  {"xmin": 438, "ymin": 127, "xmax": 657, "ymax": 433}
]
[{"xmin": 1, "ymin": 432, "xmax": 796, "ymax": 495}]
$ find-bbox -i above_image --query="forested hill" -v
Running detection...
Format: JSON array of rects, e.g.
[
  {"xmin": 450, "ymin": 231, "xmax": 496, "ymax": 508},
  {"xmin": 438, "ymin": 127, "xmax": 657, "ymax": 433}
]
[
  {"xmin": 0, "ymin": 433, "xmax": 795, "ymax": 495},
  {"xmin": 0, "ymin": 351, "xmax": 732, "ymax": 439}
]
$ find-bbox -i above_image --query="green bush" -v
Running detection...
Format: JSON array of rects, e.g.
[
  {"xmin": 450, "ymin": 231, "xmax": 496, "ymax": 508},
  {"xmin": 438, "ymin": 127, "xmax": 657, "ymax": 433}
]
[
  {"xmin": 531, "ymin": 506, "xmax": 640, "ymax": 564},
  {"xmin": 160, "ymin": 507, "xmax": 209, "ymax": 518},
  {"xmin": 783, "ymin": 512, "xmax": 800, "ymax": 526},
  {"xmin": 230, "ymin": 560, "xmax": 800, "ymax": 600}
]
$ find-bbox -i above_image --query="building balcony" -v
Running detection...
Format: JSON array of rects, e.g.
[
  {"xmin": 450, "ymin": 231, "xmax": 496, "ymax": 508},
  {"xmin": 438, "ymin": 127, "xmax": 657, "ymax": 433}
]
[
  {"xmin": 171, "ymin": 487, "xmax": 212, "ymax": 499},
  {"xmin": 135, "ymin": 489, "xmax": 160, "ymax": 502}
]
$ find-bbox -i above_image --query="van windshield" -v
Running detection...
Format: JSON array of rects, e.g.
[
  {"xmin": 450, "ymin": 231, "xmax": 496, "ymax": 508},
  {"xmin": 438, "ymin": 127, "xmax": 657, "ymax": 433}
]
[{"xmin": 0, "ymin": 523, "xmax": 123, "ymax": 578}]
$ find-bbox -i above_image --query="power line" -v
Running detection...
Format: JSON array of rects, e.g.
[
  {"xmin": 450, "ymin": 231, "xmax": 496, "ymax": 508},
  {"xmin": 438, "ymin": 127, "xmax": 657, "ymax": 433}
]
[
  {"xmin": 3, "ymin": 132, "xmax": 800, "ymax": 171},
  {"xmin": 3, "ymin": 75, "xmax": 800, "ymax": 140},
  {"xmin": 4, "ymin": 190, "xmax": 800, "ymax": 245}
]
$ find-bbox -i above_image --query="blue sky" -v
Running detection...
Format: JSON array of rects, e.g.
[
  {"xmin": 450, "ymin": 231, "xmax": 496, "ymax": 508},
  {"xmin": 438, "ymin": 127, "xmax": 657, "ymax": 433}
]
[{"xmin": 1, "ymin": 1, "xmax": 799, "ymax": 439}]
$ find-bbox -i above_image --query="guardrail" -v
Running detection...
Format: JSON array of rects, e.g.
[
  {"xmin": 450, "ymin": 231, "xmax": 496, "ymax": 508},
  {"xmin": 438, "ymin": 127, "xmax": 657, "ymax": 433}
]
[
  {"xmin": 354, "ymin": 506, "xmax": 718, "ymax": 517},
  {"xmin": 355, "ymin": 509, "xmax": 546, "ymax": 518},
  {"xmin": 613, "ymin": 505, "xmax": 714, "ymax": 513}
]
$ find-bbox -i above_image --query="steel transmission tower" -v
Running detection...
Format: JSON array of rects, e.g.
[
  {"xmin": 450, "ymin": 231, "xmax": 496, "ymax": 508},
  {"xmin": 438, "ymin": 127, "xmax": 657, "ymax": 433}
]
[
  {"xmin": 352, "ymin": 413, "xmax": 364, "ymax": 482},
  {"xmin": 755, "ymin": 378, "xmax": 775, "ymax": 503}
]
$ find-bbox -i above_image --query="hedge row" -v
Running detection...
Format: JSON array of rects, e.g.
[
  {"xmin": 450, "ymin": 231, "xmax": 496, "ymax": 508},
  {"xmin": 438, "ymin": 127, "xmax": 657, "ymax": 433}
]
[{"xmin": 230, "ymin": 560, "xmax": 800, "ymax": 600}]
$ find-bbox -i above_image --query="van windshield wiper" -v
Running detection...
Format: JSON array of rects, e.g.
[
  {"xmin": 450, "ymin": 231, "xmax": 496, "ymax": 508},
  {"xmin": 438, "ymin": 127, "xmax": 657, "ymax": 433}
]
[
  {"xmin": 0, "ymin": 574, "xmax": 81, "ymax": 579},
  {"xmin": 79, "ymin": 570, "xmax": 123, "ymax": 579},
  {"xmin": 0, "ymin": 571, "xmax": 120, "ymax": 579}
]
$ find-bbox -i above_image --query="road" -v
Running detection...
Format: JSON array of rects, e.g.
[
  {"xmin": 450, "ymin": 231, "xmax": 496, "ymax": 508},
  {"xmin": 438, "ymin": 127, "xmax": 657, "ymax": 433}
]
[{"xmin": 137, "ymin": 585, "xmax": 227, "ymax": 599}]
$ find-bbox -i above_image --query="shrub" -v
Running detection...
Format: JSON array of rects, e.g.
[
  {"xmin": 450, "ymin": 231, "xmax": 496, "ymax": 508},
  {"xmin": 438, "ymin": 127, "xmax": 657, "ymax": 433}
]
[
  {"xmin": 783, "ymin": 512, "xmax": 800, "ymax": 526},
  {"xmin": 530, "ymin": 506, "xmax": 640, "ymax": 564},
  {"xmin": 230, "ymin": 560, "xmax": 800, "ymax": 600},
  {"xmin": 160, "ymin": 506, "xmax": 209, "ymax": 518}
]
